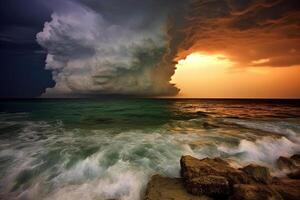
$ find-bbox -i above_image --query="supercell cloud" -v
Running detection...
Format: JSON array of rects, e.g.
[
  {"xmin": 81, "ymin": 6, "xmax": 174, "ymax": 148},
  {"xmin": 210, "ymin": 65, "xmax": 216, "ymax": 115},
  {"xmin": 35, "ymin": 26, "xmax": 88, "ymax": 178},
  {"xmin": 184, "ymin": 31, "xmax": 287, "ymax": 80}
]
[
  {"xmin": 37, "ymin": 0, "xmax": 300, "ymax": 97},
  {"xmin": 37, "ymin": 0, "xmax": 181, "ymax": 97}
]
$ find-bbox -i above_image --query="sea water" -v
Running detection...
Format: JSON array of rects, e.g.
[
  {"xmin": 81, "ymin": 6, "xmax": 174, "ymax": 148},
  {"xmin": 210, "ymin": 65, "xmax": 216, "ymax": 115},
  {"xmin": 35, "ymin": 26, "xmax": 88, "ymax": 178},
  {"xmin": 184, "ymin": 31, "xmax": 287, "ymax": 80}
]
[{"xmin": 0, "ymin": 99, "xmax": 299, "ymax": 200}]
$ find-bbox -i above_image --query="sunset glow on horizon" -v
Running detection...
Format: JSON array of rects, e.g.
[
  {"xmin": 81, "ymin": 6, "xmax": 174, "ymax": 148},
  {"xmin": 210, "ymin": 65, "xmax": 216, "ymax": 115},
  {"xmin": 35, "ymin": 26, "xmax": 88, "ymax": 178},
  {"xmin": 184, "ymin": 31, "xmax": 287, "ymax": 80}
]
[{"xmin": 172, "ymin": 53, "xmax": 300, "ymax": 98}]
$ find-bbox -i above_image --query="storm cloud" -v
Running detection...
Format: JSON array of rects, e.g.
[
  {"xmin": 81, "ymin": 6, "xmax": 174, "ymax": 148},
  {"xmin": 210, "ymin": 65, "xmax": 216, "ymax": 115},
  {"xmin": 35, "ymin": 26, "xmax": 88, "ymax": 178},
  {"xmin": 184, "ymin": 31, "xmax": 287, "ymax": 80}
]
[
  {"xmin": 173, "ymin": 0, "xmax": 300, "ymax": 68},
  {"xmin": 37, "ymin": 0, "xmax": 300, "ymax": 97},
  {"xmin": 37, "ymin": 0, "xmax": 183, "ymax": 97}
]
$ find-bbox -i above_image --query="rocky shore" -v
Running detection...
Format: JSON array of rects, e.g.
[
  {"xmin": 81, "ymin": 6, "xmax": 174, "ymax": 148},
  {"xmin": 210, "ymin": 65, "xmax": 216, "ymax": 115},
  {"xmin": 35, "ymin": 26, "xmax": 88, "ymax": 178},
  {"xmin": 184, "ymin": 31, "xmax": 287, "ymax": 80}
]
[{"xmin": 144, "ymin": 154, "xmax": 300, "ymax": 200}]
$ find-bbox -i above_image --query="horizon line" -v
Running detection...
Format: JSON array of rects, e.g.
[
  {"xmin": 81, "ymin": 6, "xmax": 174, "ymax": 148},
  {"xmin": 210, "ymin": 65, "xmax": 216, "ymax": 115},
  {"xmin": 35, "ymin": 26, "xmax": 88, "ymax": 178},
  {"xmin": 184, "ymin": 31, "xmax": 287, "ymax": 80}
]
[{"xmin": 0, "ymin": 97, "xmax": 300, "ymax": 100}]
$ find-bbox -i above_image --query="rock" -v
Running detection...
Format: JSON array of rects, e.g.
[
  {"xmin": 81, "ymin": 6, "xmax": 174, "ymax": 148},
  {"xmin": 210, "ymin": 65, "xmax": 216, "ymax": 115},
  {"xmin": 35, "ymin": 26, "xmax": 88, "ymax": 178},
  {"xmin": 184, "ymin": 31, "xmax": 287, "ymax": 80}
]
[
  {"xmin": 241, "ymin": 164, "xmax": 271, "ymax": 184},
  {"xmin": 144, "ymin": 174, "xmax": 211, "ymax": 200},
  {"xmin": 277, "ymin": 156, "xmax": 297, "ymax": 171},
  {"xmin": 271, "ymin": 178, "xmax": 300, "ymax": 200},
  {"xmin": 277, "ymin": 155, "xmax": 300, "ymax": 179},
  {"xmin": 290, "ymin": 154, "xmax": 300, "ymax": 165},
  {"xmin": 180, "ymin": 155, "xmax": 249, "ymax": 186},
  {"xmin": 185, "ymin": 175, "xmax": 230, "ymax": 197},
  {"xmin": 230, "ymin": 184, "xmax": 283, "ymax": 200},
  {"xmin": 145, "ymin": 156, "xmax": 300, "ymax": 200},
  {"xmin": 287, "ymin": 169, "xmax": 300, "ymax": 179}
]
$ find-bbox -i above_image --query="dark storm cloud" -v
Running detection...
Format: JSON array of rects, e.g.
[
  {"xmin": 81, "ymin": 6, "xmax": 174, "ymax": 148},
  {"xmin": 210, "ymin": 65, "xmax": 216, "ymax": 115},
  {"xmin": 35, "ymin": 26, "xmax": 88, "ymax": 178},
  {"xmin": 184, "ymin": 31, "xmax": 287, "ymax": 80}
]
[
  {"xmin": 173, "ymin": 0, "xmax": 300, "ymax": 68},
  {"xmin": 37, "ymin": 0, "xmax": 184, "ymax": 97},
  {"xmin": 38, "ymin": 0, "xmax": 300, "ymax": 97}
]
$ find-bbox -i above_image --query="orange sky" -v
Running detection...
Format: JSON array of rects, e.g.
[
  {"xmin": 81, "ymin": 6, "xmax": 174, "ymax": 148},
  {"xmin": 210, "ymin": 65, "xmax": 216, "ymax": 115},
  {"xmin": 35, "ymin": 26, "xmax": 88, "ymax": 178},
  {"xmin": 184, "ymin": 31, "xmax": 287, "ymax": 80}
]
[
  {"xmin": 171, "ymin": 53, "xmax": 300, "ymax": 98},
  {"xmin": 167, "ymin": 0, "xmax": 300, "ymax": 98}
]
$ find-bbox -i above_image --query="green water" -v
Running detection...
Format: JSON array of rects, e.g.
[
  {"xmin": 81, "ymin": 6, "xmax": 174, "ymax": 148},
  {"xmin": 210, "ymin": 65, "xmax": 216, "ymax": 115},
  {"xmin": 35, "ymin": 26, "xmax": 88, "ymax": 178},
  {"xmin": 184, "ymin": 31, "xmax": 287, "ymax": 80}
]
[{"xmin": 0, "ymin": 99, "xmax": 300, "ymax": 200}]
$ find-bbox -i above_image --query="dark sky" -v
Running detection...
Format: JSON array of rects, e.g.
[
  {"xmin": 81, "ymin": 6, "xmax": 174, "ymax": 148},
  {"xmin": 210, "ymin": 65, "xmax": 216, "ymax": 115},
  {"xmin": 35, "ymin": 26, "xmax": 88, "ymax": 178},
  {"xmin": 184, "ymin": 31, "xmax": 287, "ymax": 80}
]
[{"xmin": 0, "ymin": 0, "xmax": 54, "ymax": 98}]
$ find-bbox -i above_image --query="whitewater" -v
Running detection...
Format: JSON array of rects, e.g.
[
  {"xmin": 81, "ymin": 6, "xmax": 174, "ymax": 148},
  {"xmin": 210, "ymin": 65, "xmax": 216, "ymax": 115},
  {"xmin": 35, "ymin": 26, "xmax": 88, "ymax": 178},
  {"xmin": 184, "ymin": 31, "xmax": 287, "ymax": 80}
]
[{"xmin": 0, "ymin": 99, "xmax": 299, "ymax": 200}]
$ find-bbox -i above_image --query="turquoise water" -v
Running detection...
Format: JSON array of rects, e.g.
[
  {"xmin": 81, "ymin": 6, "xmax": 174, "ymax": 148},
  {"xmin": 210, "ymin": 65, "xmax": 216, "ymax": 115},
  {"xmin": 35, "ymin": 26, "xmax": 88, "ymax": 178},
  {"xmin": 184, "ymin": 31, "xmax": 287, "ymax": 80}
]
[{"xmin": 0, "ymin": 99, "xmax": 300, "ymax": 200}]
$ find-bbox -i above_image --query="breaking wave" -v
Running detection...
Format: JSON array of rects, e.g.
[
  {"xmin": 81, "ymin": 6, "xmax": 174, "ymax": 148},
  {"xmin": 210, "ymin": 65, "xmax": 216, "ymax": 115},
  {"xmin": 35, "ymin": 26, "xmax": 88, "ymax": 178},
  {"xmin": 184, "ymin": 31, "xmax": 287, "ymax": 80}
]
[{"xmin": 0, "ymin": 100, "xmax": 299, "ymax": 200}]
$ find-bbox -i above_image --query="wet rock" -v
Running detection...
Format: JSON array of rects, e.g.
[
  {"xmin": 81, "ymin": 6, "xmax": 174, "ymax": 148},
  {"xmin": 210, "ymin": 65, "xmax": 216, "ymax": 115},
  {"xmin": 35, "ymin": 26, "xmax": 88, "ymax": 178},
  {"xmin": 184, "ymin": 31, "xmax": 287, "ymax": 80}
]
[
  {"xmin": 290, "ymin": 154, "xmax": 300, "ymax": 165},
  {"xmin": 277, "ymin": 156, "xmax": 297, "ymax": 171},
  {"xmin": 230, "ymin": 184, "xmax": 283, "ymax": 200},
  {"xmin": 271, "ymin": 178, "xmax": 300, "ymax": 200},
  {"xmin": 277, "ymin": 155, "xmax": 300, "ymax": 179},
  {"xmin": 180, "ymin": 155, "xmax": 249, "ymax": 186},
  {"xmin": 145, "ymin": 156, "xmax": 300, "ymax": 200},
  {"xmin": 241, "ymin": 164, "xmax": 271, "ymax": 184},
  {"xmin": 144, "ymin": 174, "xmax": 211, "ymax": 200},
  {"xmin": 185, "ymin": 175, "xmax": 230, "ymax": 197}
]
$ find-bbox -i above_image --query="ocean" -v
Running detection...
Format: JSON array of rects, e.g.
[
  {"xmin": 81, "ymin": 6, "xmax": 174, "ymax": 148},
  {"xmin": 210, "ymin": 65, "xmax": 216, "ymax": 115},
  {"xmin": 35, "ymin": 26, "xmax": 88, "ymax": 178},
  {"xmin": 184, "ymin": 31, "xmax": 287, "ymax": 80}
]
[{"xmin": 0, "ymin": 99, "xmax": 300, "ymax": 200}]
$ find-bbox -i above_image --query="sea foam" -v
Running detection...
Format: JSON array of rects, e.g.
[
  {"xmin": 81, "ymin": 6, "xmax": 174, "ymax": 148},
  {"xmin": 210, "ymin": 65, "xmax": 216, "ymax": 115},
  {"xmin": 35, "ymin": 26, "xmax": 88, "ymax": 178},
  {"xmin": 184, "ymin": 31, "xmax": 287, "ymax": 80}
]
[{"xmin": 1, "ymin": 105, "xmax": 300, "ymax": 200}]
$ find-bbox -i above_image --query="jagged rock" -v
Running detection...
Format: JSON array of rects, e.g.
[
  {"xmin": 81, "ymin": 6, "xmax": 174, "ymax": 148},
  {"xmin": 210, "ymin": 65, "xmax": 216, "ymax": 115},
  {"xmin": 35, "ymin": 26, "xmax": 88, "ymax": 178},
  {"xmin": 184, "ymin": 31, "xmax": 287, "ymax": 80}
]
[
  {"xmin": 241, "ymin": 164, "xmax": 271, "ymax": 184},
  {"xmin": 271, "ymin": 178, "xmax": 300, "ymax": 200},
  {"xmin": 185, "ymin": 175, "xmax": 230, "ymax": 197},
  {"xmin": 230, "ymin": 184, "xmax": 283, "ymax": 200},
  {"xmin": 180, "ymin": 155, "xmax": 249, "ymax": 187},
  {"xmin": 277, "ymin": 156, "xmax": 297, "ymax": 170},
  {"xmin": 144, "ymin": 174, "xmax": 211, "ymax": 200}
]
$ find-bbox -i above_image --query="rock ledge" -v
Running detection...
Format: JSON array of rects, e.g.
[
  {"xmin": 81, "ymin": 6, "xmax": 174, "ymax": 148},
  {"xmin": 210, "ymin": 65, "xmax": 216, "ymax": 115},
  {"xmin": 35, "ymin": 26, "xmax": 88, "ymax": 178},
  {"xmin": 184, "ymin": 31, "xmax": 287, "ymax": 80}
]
[{"xmin": 144, "ymin": 155, "xmax": 300, "ymax": 200}]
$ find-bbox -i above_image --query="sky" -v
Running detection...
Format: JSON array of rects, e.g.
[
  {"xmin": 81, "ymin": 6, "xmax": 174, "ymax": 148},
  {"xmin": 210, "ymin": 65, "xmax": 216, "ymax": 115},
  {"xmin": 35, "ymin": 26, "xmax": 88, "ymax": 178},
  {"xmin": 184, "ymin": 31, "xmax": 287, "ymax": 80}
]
[
  {"xmin": 1, "ymin": 0, "xmax": 300, "ymax": 98},
  {"xmin": 0, "ymin": 0, "xmax": 54, "ymax": 98}
]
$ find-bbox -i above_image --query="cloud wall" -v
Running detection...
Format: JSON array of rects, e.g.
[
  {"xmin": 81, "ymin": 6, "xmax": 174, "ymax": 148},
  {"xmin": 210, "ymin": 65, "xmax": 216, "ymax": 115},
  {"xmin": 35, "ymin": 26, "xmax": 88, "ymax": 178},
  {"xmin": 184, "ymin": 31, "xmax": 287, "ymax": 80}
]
[
  {"xmin": 37, "ymin": 0, "xmax": 181, "ymax": 97},
  {"xmin": 37, "ymin": 0, "xmax": 300, "ymax": 97}
]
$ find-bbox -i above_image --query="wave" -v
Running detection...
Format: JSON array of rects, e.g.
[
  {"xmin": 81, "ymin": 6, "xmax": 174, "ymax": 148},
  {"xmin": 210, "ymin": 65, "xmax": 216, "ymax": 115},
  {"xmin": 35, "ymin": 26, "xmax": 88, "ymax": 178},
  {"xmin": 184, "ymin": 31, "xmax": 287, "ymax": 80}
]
[
  {"xmin": 218, "ymin": 136, "xmax": 300, "ymax": 167},
  {"xmin": 224, "ymin": 118, "xmax": 300, "ymax": 142},
  {"xmin": 1, "ymin": 117, "xmax": 300, "ymax": 200},
  {"xmin": 0, "ymin": 121, "xmax": 200, "ymax": 200}
]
